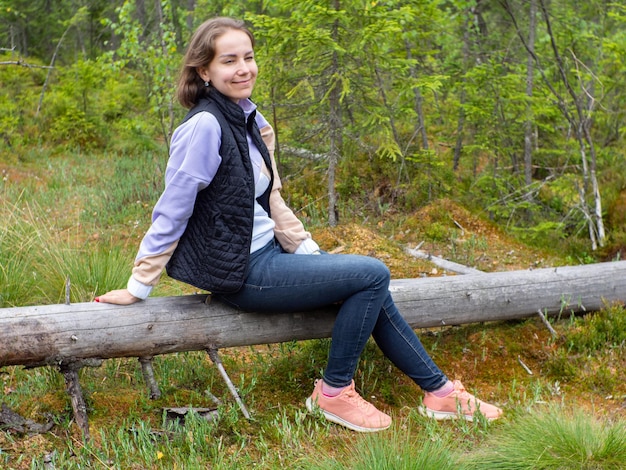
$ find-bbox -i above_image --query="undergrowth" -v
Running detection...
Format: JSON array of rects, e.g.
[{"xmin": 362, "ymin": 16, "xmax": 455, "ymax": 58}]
[{"xmin": 2, "ymin": 309, "xmax": 625, "ymax": 468}]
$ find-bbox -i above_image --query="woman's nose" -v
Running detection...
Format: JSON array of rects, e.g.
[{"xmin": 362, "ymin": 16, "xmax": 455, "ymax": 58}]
[{"xmin": 236, "ymin": 60, "xmax": 250, "ymax": 74}]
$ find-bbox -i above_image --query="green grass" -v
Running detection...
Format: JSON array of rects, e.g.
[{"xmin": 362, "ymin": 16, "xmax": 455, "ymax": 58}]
[
  {"xmin": 303, "ymin": 416, "xmax": 463, "ymax": 469},
  {"xmin": 2, "ymin": 313, "xmax": 625, "ymax": 469},
  {"xmin": 464, "ymin": 407, "xmax": 626, "ymax": 469},
  {"xmin": 3, "ymin": 345, "xmax": 624, "ymax": 469},
  {"xmin": 0, "ymin": 317, "xmax": 622, "ymax": 467},
  {"xmin": 0, "ymin": 195, "xmax": 134, "ymax": 307},
  {"xmin": 0, "ymin": 200, "xmax": 42, "ymax": 307}
]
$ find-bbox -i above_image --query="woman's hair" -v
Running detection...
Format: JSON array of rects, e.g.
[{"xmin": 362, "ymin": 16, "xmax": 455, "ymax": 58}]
[{"xmin": 176, "ymin": 17, "xmax": 255, "ymax": 109}]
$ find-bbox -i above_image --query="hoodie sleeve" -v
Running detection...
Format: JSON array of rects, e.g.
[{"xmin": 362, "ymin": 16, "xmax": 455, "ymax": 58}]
[
  {"xmin": 128, "ymin": 112, "xmax": 223, "ymax": 298},
  {"xmin": 259, "ymin": 122, "xmax": 320, "ymax": 254}
]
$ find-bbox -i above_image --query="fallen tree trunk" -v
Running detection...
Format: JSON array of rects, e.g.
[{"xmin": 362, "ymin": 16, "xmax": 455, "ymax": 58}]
[
  {"xmin": 2, "ymin": 260, "xmax": 625, "ymax": 439},
  {"xmin": 2, "ymin": 261, "xmax": 625, "ymax": 369}
]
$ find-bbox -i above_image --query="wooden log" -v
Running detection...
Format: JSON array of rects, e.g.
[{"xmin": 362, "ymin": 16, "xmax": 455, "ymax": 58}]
[{"xmin": 1, "ymin": 261, "xmax": 625, "ymax": 369}]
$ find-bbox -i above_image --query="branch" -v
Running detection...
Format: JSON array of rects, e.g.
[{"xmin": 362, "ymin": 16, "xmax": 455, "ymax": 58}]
[
  {"xmin": 0, "ymin": 60, "xmax": 53, "ymax": 69},
  {"xmin": 281, "ymin": 145, "xmax": 328, "ymax": 161},
  {"xmin": 405, "ymin": 245, "xmax": 484, "ymax": 274},
  {"xmin": 499, "ymin": 0, "xmax": 573, "ymax": 125}
]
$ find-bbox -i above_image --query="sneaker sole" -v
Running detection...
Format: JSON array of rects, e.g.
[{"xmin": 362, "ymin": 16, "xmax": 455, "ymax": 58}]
[
  {"xmin": 305, "ymin": 397, "xmax": 391, "ymax": 433},
  {"xmin": 418, "ymin": 405, "xmax": 499, "ymax": 422}
]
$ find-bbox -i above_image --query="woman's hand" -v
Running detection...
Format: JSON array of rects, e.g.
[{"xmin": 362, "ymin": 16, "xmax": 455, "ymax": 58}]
[{"xmin": 95, "ymin": 289, "xmax": 141, "ymax": 305}]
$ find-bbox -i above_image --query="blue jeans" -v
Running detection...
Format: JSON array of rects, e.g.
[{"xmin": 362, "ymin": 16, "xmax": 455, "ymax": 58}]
[{"xmin": 218, "ymin": 239, "xmax": 448, "ymax": 391}]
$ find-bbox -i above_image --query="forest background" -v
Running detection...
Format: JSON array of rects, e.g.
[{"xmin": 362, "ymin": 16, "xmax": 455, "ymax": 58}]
[
  {"xmin": 1, "ymin": 0, "xmax": 626, "ymax": 468},
  {"xmin": 2, "ymin": 0, "xmax": 626, "ymax": 254}
]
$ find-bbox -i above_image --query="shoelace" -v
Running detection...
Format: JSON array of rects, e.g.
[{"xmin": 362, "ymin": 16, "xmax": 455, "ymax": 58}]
[
  {"xmin": 452, "ymin": 381, "xmax": 482, "ymax": 411},
  {"xmin": 342, "ymin": 388, "xmax": 373, "ymax": 410},
  {"xmin": 453, "ymin": 381, "xmax": 469, "ymax": 396}
]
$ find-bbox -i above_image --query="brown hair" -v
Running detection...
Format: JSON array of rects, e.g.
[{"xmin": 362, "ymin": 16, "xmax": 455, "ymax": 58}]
[{"xmin": 176, "ymin": 17, "xmax": 255, "ymax": 109}]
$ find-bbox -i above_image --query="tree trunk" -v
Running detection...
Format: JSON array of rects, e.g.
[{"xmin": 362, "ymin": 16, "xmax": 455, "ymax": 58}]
[
  {"xmin": 453, "ymin": 15, "xmax": 471, "ymax": 172},
  {"xmin": 505, "ymin": 0, "xmax": 605, "ymax": 249},
  {"xmin": 537, "ymin": 0, "xmax": 604, "ymax": 248},
  {"xmin": 524, "ymin": 0, "xmax": 537, "ymax": 189},
  {"xmin": 404, "ymin": 39, "xmax": 429, "ymax": 152},
  {"xmin": 2, "ymin": 261, "xmax": 624, "ymax": 369},
  {"xmin": 327, "ymin": 8, "xmax": 342, "ymax": 227},
  {"xmin": 154, "ymin": 0, "xmax": 176, "ymax": 144},
  {"xmin": 374, "ymin": 65, "xmax": 407, "ymax": 187}
]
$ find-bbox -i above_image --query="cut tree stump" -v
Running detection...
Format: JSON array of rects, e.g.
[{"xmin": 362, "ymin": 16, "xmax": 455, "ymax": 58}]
[{"xmin": 1, "ymin": 260, "xmax": 625, "ymax": 438}]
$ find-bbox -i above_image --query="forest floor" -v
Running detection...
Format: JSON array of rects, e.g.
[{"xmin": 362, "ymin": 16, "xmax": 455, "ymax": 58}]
[{"xmin": 1, "ymin": 197, "xmax": 624, "ymax": 468}]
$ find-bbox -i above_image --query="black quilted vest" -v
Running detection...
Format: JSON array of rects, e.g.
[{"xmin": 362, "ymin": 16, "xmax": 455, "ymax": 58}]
[{"xmin": 165, "ymin": 89, "xmax": 274, "ymax": 293}]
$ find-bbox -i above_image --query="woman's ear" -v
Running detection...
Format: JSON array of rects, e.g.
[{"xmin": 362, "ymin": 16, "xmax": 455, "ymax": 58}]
[{"xmin": 197, "ymin": 67, "xmax": 210, "ymax": 83}]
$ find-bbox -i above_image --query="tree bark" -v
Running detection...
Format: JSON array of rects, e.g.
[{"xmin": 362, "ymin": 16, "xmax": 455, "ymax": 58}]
[
  {"xmin": 1, "ymin": 261, "xmax": 624, "ymax": 369},
  {"xmin": 503, "ymin": 0, "xmax": 606, "ymax": 249}
]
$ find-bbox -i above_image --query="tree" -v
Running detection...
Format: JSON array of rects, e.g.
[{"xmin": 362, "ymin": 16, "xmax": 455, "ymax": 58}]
[
  {"xmin": 250, "ymin": 1, "xmax": 355, "ymax": 226},
  {"xmin": 0, "ymin": 0, "xmax": 116, "ymax": 62},
  {"xmin": 503, "ymin": 0, "xmax": 609, "ymax": 249},
  {"xmin": 523, "ymin": 0, "xmax": 537, "ymax": 191},
  {"xmin": 106, "ymin": 0, "xmax": 182, "ymax": 145},
  {"xmin": 250, "ymin": 0, "xmax": 446, "ymax": 224}
]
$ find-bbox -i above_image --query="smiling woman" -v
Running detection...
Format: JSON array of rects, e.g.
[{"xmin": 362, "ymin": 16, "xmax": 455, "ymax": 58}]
[
  {"xmin": 95, "ymin": 16, "xmax": 503, "ymax": 433},
  {"xmin": 175, "ymin": 17, "xmax": 258, "ymax": 109},
  {"xmin": 196, "ymin": 29, "xmax": 258, "ymax": 102}
]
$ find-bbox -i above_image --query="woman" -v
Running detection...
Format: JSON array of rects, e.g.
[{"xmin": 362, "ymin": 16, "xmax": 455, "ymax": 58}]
[{"xmin": 96, "ymin": 17, "xmax": 502, "ymax": 432}]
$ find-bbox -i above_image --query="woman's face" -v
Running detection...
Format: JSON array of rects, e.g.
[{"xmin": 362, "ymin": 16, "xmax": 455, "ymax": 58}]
[{"xmin": 199, "ymin": 29, "xmax": 258, "ymax": 103}]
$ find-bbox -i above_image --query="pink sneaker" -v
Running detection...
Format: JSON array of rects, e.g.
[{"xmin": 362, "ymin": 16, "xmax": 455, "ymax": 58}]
[
  {"xmin": 306, "ymin": 380, "xmax": 392, "ymax": 432},
  {"xmin": 420, "ymin": 380, "xmax": 503, "ymax": 422}
]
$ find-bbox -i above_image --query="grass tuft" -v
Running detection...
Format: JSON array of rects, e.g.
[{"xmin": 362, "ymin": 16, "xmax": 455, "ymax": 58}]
[
  {"xmin": 305, "ymin": 420, "xmax": 462, "ymax": 470},
  {"xmin": 465, "ymin": 406, "xmax": 626, "ymax": 469}
]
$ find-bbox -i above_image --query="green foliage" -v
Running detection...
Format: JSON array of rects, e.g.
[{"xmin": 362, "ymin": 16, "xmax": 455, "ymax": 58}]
[
  {"xmin": 0, "ymin": 195, "xmax": 132, "ymax": 306},
  {"xmin": 0, "ymin": 0, "xmax": 115, "ymax": 63},
  {"xmin": 249, "ymin": 0, "xmax": 448, "ymax": 224},
  {"xmin": 461, "ymin": 58, "xmax": 527, "ymax": 154},
  {"xmin": 565, "ymin": 305, "xmax": 626, "ymax": 354},
  {"xmin": 48, "ymin": 108, "xmax": 104, "ymax": 150},
  {"xmin": 513, "ymin": 221, "xmax": 569, "ymax": 248},
  {"xmin": 2, "ymin": 0, "xmax": 625, "ymax": 248},
  {"xmin": 0, "ymin": 198, "xmax": 43, "ymax": 307},
  {"xmin": 2, "ymin": 3, "xmax": 626, "ymax": 467},
  {"xmin": 3, "ymin": 327, "xmax": 624, "ymax": 468},
  {"xmin": 543, "ymin": 349, "xmax": 579, "ymax": 380},
  {"xmin": 543, "ymin": 305, "xmax": 625, "ymax": 397},
  {"xmin": 0, "ymin": 148, "xmax": 158, "ymax": 306},
  {"xmin": 465, "ymin": 171, "xmax": 532, "ymax": 221},
  {"xmin": 0, "ymin": 55, "xmax": 46, "ymax": 154},
  {"xmin": 105, "ymin": 0, "xmax": 184, "ymax": 143},
  {"xmin": 82, "ymin": 149, "xmax": 165, "ymax": 228},
  {"xmin": 39, "ymin": 243, "xmax": 134, "ymax": 304}
]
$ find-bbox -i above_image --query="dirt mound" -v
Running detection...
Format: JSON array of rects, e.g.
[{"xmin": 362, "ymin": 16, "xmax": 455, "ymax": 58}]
[
  {"xmin": 313, "ymin": 198, "xmax": 563, "ymax": 276},
  {"xmin": 313, "ymin": 222, "xmax": 435, "ymax": 279}
]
